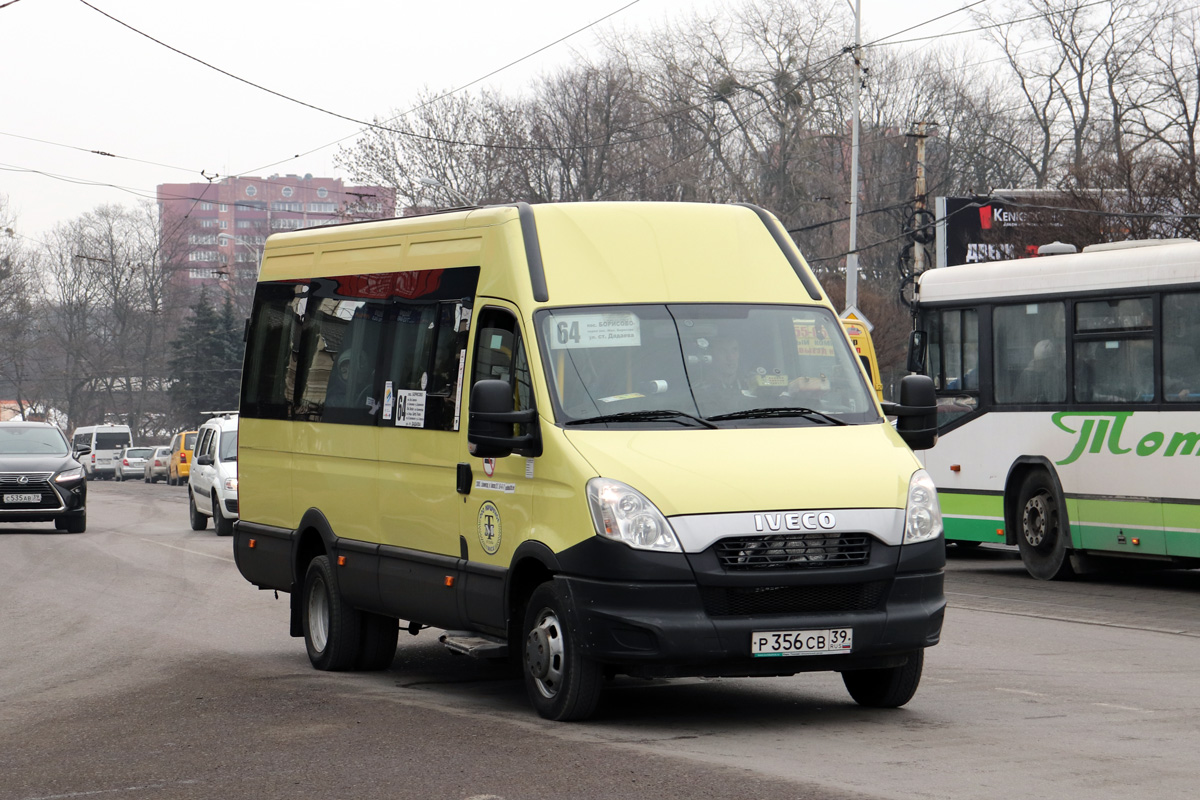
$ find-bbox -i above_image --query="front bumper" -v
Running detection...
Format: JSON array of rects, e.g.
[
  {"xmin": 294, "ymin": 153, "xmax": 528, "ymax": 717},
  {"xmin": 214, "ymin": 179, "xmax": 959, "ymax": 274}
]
[
  {"xmin": 0, "ymin": 477, "xmax": 87, "ymax": 522},
  {"xmin": 555, "ymin": 536, "xmax": 945, "ymax": 678}
]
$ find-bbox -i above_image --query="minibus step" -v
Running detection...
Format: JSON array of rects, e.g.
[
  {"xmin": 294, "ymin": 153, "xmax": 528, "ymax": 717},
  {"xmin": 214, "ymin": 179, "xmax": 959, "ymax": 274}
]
[{"xmin": 439, "ymin": 631, "xmax": 509, "ymax": 659}]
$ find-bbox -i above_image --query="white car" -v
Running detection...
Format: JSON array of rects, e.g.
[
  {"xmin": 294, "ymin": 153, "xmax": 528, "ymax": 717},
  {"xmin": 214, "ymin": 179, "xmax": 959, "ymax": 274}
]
[{"xmin": 187, "ymin": 414, "xmax": 238, "ymax": 536}]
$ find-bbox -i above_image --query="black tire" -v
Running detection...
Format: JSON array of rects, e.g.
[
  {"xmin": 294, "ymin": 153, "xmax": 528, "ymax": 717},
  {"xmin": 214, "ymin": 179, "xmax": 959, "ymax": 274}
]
[
  {"xmin": 188, "ymin": 489, "xmax": 208, "ymax": 531},
  {"xmin": 355, "ymin": 613, "xmax": 399, "ymax": 670},
  {"xmin": 302, "ymin": 555, "xmax": 361, "ymax": 671},
  {"xmin": 1016, "ymin": 471, "xmax": 1075, "ymax": 581},
  {"xmin": 521, "ymin": 582, "xmax": 603, "ymax": 721},
  {"xmin": 143, "ymin": 474, "xmax": 150, "ymax": 483},
  {"xmin": 64, "ymin": 510, "xmax": 86, "ymax": 534},
  {"xmin": 212, "ymin": 493, "xmax": 233, "ymax": 537},
  {"xmin": 842, "ymin": 649, "xmax": 924, "ymax": 708}
]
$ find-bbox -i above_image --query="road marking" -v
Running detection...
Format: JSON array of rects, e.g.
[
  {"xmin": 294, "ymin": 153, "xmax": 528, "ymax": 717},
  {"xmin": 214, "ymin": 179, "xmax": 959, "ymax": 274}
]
[
  {"xmin": 21, "ymin": 781, "xmax": 200, "ymax": 800},
  {"xmin": 994, "ymin": 688, "xmax": 1045, "ymax": 697},
  {"xmin": 111, "ymin": 531, "xmax": 234, "ymax": 563},
  {"xmin": 1092, "ymin": 702, "xmax": 1152, "ymax": 713}
]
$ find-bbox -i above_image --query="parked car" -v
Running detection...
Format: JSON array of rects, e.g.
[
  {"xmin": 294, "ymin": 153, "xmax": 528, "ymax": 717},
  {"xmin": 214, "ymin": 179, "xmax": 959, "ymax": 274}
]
[
  {"xmin": 143, "ymin": 446, "xmax": 172, "ymax": 483},
  {"xmin": 188, "ymin": 414, "xmax": 238, "ymax": 536},
  {"xmin": 168, "ymin": 429, "xmax": 197, "ymax": 486},
  {"xmin": 115, "ymin": 446, "xmax": 155, "ymax": 481},
  {"xmin": 0, "ymin": 421, "xmax": 88, "ymax": 533},
  {"xmin": 71, "ymin": 424, "xmax": 133, "ymax": 480}
]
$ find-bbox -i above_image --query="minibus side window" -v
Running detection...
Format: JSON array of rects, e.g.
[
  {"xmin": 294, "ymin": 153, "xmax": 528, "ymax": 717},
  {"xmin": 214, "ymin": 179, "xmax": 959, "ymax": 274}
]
[
  {"xmin": 385, "ymin": 300, "xmax": 467, "ymax": 431},
  {"xmin": 242, "ymin": 281, "xmax": 303, "ymax": 421},
  {"xmin": 472, "ymin": 308, "xmax": 534, "ymax": 430},
  {"xmin": 293, "ymin": 296, "xmax": 386, "ymax": 425}
]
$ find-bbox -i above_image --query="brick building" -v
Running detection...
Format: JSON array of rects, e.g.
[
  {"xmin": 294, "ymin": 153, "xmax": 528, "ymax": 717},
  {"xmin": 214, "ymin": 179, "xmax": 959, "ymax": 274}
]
[{"xmin": 157, "ymin": 175, "xmax": 395, "ymax": 294}]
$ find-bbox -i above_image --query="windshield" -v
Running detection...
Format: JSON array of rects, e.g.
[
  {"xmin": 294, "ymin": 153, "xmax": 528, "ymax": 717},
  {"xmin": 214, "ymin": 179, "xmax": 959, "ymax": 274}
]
[
  {"xmin": 536, "ymin": 304, "xmax": 879, "ymax": 427},
  {"xmin": 0, "ymin": 426, "xmax": 70, "ymax": 456},
  {"xmin": 219, "ymin": 430, "xmax": 238, "ymax": 462},
  {"xmin": 125, "ymin": 448, "xmax": 154, "ymax": 458}
]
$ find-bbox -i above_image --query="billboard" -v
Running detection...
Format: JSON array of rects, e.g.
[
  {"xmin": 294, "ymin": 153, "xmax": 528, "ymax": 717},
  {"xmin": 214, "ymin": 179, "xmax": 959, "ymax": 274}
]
[{"xmin": 935, "ymin": 195, "xmax": 1044, "ymax": 268}]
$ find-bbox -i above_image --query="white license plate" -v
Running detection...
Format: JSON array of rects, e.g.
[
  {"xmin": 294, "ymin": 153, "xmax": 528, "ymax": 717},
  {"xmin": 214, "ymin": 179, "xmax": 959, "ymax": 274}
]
[
  {"xmin": 751, "ymin": 628, "xmax": 853, "ymax": 657},
  {"xmin": 3, "ymin": 493, "xmax": 41, "ymax": 504}
]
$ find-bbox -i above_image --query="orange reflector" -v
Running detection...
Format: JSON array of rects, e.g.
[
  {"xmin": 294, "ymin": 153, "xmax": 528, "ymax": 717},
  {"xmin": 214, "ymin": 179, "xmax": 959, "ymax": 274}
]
[
  {"xmin": 996, "ymin": 529, "xmax": 1005, "ymax": 536},
  {"xmin": 248, "ymin": 539, "xmax": 256, "ymax": 548},
  {"xmin": 950, "ymin": 464, "xmax": 961, "ymax": 472},
  {"xmin": 444, "ymin": 576, "xmax": 455, "ymax": 587},
  {"xmin": 1132, "ymin": 538, "xmax": 1140, "ymax": 546},
  {"xmin": 337, "ymin": 555, "xmax": 346, "ymax": 566}
]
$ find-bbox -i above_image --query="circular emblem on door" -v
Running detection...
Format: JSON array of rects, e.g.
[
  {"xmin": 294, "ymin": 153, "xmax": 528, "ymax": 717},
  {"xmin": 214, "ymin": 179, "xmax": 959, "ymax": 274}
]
[{"xmin": 476, "ymin": 501, "xmax": 502, "ymax": 555}]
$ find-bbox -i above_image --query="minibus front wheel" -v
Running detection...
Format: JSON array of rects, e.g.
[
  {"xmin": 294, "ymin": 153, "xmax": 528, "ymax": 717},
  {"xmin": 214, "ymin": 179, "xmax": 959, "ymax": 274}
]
[
  {"xmin": 522, "ymin": 582, "xmax": 603, "ymax": 721},
  {"xmin": 841, "ymin": 649, "xmax": 924, "ymax": 708}
]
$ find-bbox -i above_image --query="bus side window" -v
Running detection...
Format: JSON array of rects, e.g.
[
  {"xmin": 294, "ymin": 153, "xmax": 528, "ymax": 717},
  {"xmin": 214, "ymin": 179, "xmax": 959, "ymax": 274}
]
[{"xmin": 1164, "ymin": 292, "xmax": 1200, "ymax": 402}]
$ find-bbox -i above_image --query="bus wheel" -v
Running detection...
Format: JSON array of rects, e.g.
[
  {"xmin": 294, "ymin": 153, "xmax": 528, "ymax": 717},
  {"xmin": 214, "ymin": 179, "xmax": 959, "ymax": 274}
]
[
  {"xmin": 522, "ymin": 582, "xmax": 603, "ymax": 721},
  {"xmin": 842, "ymin": 649, "xmax": 924, "ymax": 708},
  {"xmin": 303, "ymin": 556, "xmax": 361, "ymax": 671},
  {"xmin": 1017, "ymin": 472, "xmax": 1075, "ymax": 581},
  {"xmin": 355, "ymin": 613, "xmax": 399, "ymax": 671}
]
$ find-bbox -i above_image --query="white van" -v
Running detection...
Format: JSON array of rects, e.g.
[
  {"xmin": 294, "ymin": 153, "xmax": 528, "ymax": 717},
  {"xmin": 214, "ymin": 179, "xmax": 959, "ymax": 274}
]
[
  {"xmin": 188, "ymin": 413, "xmax": 238, "ymax": 536},
  {"xmin": 71, "ymin": 424, "xmax": 133, "ymax": 480}
]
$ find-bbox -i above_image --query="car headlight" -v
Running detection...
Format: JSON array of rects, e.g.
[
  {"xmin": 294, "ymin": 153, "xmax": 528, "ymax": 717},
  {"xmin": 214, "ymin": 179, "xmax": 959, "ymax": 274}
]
[
  {"xmin": 903, "ymin": 469, "xmax": 943, "ymax": 544},
  {"xmin": 586, "ymin": 478, "xmax": 680, "ymax": 552},
  {"xmin": 55, "ymin": 467, "xmax": 84, "ymax": 483},
  {"xmin": 224, "ymin": 477, "xmax": 238, "ymax": 492}
]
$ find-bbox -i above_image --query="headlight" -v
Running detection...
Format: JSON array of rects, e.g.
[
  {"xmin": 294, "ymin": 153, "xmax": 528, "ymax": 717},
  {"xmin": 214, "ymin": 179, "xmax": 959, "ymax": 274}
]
[
  {"xmin": 903, "ymin": 469, "xmax": 943, "ymax": 544},
  {"xmin": 224, "ymin": 477, "xmax": 238, "ymax": 492},
  {"xmin": 55, "ymin": 467, "xmax": 84, "ymax": 483},
  {"xmin": 586, "ymin": 478, "xmax": 680, "ymax": 552}
]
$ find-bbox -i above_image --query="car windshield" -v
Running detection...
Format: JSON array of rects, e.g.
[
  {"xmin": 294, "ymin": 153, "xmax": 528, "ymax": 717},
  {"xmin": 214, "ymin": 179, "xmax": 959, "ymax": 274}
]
[
  {"xmin": 536, "ymin": 304, "xmax": 880, "ymax": 427},
  {"xmin": 184, "ymin": 432, "xmax": 197, "ymax": 450},
  {"xmin": 219, "ymin": 430, "xmax": 238, "ymax": 462},
  {"xmin": 0, "ymin": 426, "xmax": 69, "ymax": 456}
]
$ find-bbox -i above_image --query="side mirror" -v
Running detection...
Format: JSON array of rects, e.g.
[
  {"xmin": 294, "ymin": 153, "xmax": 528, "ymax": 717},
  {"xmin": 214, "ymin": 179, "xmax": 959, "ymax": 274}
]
[
  {"xmin": 74, "ymin": 446, "xmax": 92, "ymax": 457},
  {"xmin": 906, "ymin": 330, "xmax": 928, "ymax": 375},
  {"xmin": 196, "ymin": 454, "xmax": 215, "ymax": 466},
  {"xmin": 885, "ymin": 374, "xmax": 938, "ymax": 451},
  {"xmin": 467, "ymin": 379, "xmax": 542, "ymax": 458}
]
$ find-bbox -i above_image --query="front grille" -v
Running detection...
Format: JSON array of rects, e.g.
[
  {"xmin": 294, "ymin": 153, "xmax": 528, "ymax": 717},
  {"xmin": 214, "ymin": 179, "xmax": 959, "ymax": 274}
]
[
  {"xmin": 0, "ymin": 473, "xmax": 60, "ymax": 509},
  {"xmin": 715, "ymin": 533, "xmax": 871, "ymax": 570},
  {"xmin": 700, "ymin": 581, "xmax": 887, "ymax": 616}
]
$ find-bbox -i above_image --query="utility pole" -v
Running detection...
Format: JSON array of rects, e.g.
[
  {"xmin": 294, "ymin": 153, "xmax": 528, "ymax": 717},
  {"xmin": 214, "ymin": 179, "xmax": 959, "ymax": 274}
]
[
  {"xmin": 908, "ymin": 121, "xmax": 932, "ymax": 275},
  {"xmin": 845, "ymin": 0, "xmax": 863, "ymax": 318}
]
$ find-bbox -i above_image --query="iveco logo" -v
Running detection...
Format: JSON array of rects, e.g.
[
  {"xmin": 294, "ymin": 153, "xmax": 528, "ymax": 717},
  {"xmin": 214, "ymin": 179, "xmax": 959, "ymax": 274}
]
[
  {"xmin": 754, "ymin": 512, "xmax": 836, "ymax": 532},
  {"xmin": 17, "ymin": 475, "xmax": 29, "ymax": 485}
]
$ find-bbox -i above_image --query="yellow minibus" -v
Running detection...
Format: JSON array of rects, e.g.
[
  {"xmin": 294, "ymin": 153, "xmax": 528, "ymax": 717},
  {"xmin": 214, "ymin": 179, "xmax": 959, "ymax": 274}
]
[{"xmin": 233, "ymin": 202, "xmax": 942, "ymax": 720}]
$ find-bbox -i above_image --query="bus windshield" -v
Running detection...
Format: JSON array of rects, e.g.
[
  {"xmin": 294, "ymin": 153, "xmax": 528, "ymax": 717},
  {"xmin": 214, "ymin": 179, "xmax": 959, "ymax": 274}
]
[{"xmin": 536, "ymin": 304, "xmax": 879, "ymax": 427}]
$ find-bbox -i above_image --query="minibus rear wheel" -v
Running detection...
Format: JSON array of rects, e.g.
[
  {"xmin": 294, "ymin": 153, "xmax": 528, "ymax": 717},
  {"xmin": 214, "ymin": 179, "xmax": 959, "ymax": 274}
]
[
  {"xmin": 842, "ymin": 649, "xmax": 924, "ymax": 708},
  {"xmin": 521, "ymin": 582, "xmax": 603, "ymax": 721},
  {"xmin": 302, "ymin": 555, "xmax": 361, "ymax": 671}
]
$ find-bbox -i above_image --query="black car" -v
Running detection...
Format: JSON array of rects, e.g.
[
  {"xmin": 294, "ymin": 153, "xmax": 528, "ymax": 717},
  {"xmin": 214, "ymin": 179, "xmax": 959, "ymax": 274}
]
[{"xmin": 0, "ymin": 421, "xmax": 88, "ymax": 533}]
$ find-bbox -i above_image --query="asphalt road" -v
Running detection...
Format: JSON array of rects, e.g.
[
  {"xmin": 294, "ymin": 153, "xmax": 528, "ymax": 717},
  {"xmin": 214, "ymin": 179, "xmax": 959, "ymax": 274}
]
[{"xmin": 3, "ymin": 480, "xmax": 1199, "ymax": 800}]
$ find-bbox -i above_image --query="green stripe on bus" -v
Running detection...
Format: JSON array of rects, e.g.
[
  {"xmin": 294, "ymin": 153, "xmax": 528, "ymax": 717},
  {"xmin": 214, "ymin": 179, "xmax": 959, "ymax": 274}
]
[{"xmin": 938, "ymin": 492, "xmax": 1005, "ymax": 543}]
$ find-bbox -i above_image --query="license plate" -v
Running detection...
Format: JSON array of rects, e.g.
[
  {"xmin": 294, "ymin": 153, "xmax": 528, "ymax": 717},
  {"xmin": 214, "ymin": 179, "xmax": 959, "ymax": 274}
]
[
  {"xmin": 3, "ymin": 493, "xmax": 41, "ymax": 504},
  {"xmin": 751, "ymin": 628, "xmax": 853, "ymax": 657}
]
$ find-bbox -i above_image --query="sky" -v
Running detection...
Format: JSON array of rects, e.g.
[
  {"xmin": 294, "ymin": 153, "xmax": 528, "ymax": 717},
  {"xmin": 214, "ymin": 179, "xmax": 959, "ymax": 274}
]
[{"xmin": 1, "ymin": 0, "xmax": 978, "ymax": 244}]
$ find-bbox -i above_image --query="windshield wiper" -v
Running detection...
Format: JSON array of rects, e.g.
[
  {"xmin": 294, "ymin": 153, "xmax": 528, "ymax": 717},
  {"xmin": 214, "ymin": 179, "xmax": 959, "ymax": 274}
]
[
  {"xmin": 706, "ymin": 406, "xmax": 848, "ymax": 425},
  {"xmin": 565, "ymin": 409, "xmax": 717, "ymax": 429}
]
